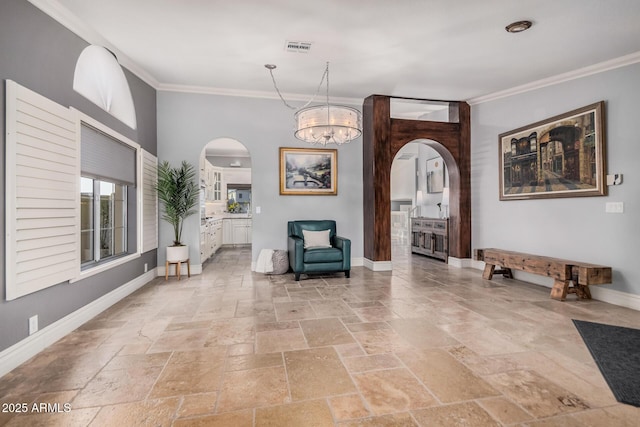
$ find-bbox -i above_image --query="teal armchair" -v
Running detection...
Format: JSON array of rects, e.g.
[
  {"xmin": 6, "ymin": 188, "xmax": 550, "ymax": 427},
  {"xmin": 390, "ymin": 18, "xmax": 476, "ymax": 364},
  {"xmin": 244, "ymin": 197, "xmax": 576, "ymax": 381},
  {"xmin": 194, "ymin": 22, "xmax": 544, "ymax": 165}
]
[{"xmin": 287, "ymin": 220, "xmax": 351, "ymax": 281}]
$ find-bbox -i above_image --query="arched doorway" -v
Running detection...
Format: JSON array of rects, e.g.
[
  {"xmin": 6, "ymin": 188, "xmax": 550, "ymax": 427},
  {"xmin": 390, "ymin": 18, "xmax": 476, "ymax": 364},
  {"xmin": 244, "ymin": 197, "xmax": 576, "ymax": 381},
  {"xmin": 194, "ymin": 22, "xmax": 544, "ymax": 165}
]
[
  {"xmin": 199, "ymin": 138, "xmax": 252, "ymax": 263},
  {"xmin": 363, "ymin": 95, "xmax": 471, "ymax": 268}
]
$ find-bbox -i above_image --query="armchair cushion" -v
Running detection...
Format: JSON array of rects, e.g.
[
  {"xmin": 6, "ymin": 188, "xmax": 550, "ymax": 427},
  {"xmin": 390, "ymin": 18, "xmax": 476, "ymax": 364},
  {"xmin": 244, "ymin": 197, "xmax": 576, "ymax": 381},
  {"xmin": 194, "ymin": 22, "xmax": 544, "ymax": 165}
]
[
  {"xmin": 302, "ymin": 229, "xmax": 332, "ymax": 248},
  {"xmin": 303, "ymin": 247, "xmax": 344, "ymax": 263}
]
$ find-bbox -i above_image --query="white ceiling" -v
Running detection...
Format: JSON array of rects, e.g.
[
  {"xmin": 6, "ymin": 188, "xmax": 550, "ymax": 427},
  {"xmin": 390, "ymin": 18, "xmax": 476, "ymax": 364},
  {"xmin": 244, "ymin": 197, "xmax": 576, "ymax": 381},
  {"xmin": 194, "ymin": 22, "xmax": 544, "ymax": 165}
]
[{"xmin": 35, "ymin": 0, "xmax": 640, "ymax": 103}]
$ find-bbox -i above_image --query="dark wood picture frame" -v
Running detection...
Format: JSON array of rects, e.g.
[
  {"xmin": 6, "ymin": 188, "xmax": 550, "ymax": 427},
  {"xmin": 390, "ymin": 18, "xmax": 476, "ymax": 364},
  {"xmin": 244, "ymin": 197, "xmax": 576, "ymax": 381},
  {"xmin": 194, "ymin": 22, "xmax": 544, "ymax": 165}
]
[
  {"xmin": 499, "ymin": 101, "xmax": 606, "ymax": 200},
  {"xmin": 279, "ymin": 147, "xmax": 337, "ymax": 195}
]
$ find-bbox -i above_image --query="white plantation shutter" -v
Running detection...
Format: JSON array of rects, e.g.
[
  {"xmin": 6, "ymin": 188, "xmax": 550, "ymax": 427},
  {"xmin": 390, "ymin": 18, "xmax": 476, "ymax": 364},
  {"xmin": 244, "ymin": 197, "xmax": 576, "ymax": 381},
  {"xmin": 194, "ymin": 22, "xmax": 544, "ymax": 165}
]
[
  {"xmin": 140, "ymin": 149, "xmax": 158, "ymax": 253},
  {"xmin": 5, "ymin": 80, "xmax": 79, "ymax": 300}
]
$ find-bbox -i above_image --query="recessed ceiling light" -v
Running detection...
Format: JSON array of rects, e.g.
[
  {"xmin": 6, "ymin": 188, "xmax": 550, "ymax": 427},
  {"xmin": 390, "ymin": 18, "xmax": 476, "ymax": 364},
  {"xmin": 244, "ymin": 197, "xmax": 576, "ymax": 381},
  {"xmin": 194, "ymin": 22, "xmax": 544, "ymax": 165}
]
[{"xmin": 505, "ymin": 20, "xmax": 532, "ymax": 33}]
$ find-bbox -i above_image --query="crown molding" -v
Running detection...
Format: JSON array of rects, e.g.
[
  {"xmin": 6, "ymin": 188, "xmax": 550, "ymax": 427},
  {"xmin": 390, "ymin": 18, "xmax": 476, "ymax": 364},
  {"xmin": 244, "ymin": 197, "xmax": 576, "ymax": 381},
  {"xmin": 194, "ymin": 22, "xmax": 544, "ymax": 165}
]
[
  {"xmin": 28, "ymin": 0, "xmax": 160, "ymax": 88},
  {"xmin": 157, "ymin": 83, "xmax": 363, "ymax": 107},
  {"xmin": 468, "ymin": 51, "xmax": 640, "ymax": 105}
]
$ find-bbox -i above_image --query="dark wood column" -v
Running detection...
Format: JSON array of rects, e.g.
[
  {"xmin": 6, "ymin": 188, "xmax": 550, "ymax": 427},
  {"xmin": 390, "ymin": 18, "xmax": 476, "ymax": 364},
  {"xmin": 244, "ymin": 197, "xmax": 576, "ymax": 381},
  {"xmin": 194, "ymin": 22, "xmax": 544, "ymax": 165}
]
[
  {"xmin": 362, "ymin": 95, "xmax": 392, "ymax": 262},
  {"xmin": 363, "ymin": 95, "xmax": 471, "ymax": 263}
]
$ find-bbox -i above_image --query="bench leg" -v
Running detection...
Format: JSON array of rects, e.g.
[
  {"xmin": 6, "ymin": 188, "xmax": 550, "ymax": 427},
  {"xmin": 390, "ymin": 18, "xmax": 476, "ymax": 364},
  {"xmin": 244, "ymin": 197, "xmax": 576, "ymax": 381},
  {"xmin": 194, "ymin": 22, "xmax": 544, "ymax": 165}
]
[
  {"xmin": 495, "ymin": 268, "xmax": 513, "ymax": 279},
  {"xmin": 165, "ymin": 261, "xmax": 169, "ymax": 280},
  {"xmin": 550, "ymin": 279, "xmax": 570, "ymax": 301},
  {"xmin": 483, "ymin": 264, "xmax": 495, "ymax": 280},
  {"xmin": 574, "ymin": 284, "xmax": 592, "ymax": 299}
]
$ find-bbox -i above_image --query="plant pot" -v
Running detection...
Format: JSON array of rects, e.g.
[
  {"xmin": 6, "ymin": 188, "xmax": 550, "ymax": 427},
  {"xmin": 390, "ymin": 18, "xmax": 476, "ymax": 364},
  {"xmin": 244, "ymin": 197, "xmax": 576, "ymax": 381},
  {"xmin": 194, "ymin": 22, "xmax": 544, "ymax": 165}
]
[{"xmin": 166, "ymin": 245, "xmax": 189, "ymax": 262}]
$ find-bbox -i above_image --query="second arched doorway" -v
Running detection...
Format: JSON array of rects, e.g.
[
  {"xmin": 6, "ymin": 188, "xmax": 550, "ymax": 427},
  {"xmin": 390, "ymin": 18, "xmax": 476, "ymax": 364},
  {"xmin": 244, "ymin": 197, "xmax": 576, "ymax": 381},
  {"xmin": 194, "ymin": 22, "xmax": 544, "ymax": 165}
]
[{"xmin": 363, "ymin": 95, "xmax": 471, "ymax": 268}]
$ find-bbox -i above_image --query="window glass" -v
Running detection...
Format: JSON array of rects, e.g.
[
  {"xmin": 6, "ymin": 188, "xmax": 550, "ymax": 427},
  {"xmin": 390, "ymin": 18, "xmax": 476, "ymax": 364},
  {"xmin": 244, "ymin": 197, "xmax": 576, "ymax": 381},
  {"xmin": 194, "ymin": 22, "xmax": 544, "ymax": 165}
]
[{"xmin": 81, "ymin": 177, "xmax": 127, "ymax": 267}]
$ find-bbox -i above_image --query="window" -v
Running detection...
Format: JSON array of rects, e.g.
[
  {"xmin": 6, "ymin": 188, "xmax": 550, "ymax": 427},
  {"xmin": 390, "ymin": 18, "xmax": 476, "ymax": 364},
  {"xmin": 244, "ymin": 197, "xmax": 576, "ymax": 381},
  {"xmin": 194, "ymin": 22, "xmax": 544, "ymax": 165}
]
[
  {"xmin": 80, "ymin": 122, "xmax": 137, "ymax": 271},
  {"xmin": 81, "ymin": 178, "xmax": 128, "ymax": 267}
]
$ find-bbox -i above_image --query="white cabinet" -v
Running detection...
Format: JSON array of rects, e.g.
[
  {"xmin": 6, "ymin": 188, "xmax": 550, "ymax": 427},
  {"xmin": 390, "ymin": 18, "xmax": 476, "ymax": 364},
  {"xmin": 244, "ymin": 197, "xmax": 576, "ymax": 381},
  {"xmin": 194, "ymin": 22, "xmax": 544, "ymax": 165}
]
[
  {"xmin": 222, "ymin": 219, "xmax": 233, "ymax": 244},
  {"xmin": 223, "ymin": 218, "xmax": 251, "ymax": 245},
  {"xmin": 201, "ymin": 158, "xmax": 224, "ymax": 202},
  {"xmin": 212, "ymin": 168, "xmax": 222, "ymax": 201},
  {"xmin": 214, "ymin": 221, "xmax": 223, "ymax": 250},
  {"xmin": 201, "ymin": 218, "xmax": 223, "ymax": 261}
]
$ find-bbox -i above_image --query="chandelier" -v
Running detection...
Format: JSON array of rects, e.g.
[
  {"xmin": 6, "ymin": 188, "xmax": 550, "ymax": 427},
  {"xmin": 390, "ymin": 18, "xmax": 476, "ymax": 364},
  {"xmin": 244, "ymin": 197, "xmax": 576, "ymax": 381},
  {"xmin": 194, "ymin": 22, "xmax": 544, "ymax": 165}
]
[{"xmin": 265, "ymin": 62, "xmax": 362, "ymax": 145}]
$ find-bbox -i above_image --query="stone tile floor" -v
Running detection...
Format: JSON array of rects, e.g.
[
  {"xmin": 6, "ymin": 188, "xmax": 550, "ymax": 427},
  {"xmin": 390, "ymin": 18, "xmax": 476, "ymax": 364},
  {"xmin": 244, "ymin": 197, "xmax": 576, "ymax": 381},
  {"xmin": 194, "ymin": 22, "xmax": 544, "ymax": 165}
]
[{"xmin": 1, "ymin": 245, "xmax": 639, "ymax": 426}]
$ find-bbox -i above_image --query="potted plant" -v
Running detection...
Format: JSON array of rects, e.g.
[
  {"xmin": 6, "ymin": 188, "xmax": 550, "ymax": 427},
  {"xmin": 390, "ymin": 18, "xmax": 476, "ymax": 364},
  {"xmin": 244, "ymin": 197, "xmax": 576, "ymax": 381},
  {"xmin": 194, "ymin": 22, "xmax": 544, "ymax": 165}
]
[{"xmin": 157, "ymin": 160, "xmax": 199, "ymax": 262}]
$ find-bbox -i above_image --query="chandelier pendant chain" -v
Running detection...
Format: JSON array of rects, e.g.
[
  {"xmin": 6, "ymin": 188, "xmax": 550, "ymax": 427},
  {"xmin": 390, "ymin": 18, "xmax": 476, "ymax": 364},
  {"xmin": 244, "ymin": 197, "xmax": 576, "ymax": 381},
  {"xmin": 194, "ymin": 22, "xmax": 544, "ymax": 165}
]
[
  {"xmin": 325, "ymin": 62, "xmax": 332, "ymax": 138},
  {"xmin": 267, "ymin": 63, "xmax": 328, "ymax": 111}
]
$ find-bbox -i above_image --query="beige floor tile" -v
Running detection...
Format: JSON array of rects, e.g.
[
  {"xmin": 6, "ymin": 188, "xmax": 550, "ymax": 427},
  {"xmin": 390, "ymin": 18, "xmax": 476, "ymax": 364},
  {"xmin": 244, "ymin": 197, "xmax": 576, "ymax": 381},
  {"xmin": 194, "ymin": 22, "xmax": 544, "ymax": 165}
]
[
  {"xmin": 216, "ymin": 366, "xmax": 289, "ymax": 413},
  {"xmin": 274, "ymin": 301, "xmax": 318, "ymax": 321},
  {"xmin": 337, "ymin": 412, "xmax": 419, "ymax": 426},
  {"xmin": 5, "ymin": 407, "xmax": 100, "ymax": 427},
  {"xmin": 255, "ymin": 399, "xmax": 334, "ymax": 427},
  {"xmin": 342, "ymin": 353, "xmax": 402, "ymax": 373},
  {"xmin": 478, "ymin": 396, "xmax": 533, "ymax": 424},
  {"xmin": 89, "ymin": 397, "xmax": 180, "ymax": 427},
  {"xmin": 387, "ymin": 318, "xmax": 460, "ymax": 349},
  {"xmin": 300, "ymin": 318, "xmax": 355, "ymax": 347},
  {"xmin": 353, "ymin": 368, "xmax": 436, "ymax": 415},
  {"xmin": 285, "ymin": 347, "xmax": 357, "ymax": 400},
  {"xmin": 177, "ymin": 392, "xmax": 218, "ymax": 418},
  {"xmin": 310, "ymin": 299, "xmax": 358, "ymax": 317},
  {"xmin": 397, "ymin": 348, "xmax": 499, "ymax": 403},
  {"xmin": 174, "ymin": 409, "xmax": 253, "ymax": 427},
  {"xmin": 226, "ymin": 352, "xmax": 283, "ymax": 372},
  {"xmin": 329, "ymin": 394, "xmax": 371, "ymax": 421},
  {"xmin": 411, "ymin": 402, "xmax": 501, "ymax": 427},
  {"xmin": 485, "ymin": 369, "xmax": 589, "ymax": 418},
  {"xmin": 148, "ymin": 351, "xmax": 225, "ymax": 399},
  {"xmin": 73, "ymin": 365, "xmax": 163, "ymax": 407},
  {"xmin": 255, "ymin": 328, "xmax": 308, "ymax": 353}
]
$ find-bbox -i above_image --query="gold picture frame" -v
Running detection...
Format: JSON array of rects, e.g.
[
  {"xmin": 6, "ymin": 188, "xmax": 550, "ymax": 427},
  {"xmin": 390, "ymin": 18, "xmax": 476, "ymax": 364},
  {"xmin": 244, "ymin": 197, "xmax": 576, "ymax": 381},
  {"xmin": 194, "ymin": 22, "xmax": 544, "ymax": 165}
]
[
  {"xmin": 499, "ymin": 101, "xmax": 607, "ymax": 200},
  {"xmin": 279, "ymin": 147, "xmax": 337, "ymax": 195}
]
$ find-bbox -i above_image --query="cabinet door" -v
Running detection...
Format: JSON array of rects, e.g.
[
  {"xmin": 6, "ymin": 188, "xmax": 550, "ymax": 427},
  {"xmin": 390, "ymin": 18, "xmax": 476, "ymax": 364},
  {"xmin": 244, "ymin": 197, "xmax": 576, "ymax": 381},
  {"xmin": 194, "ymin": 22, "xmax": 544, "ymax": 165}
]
[
  {"xmin": 222, "ymin": 219, "xmax": 233, "ymax": 244},
  {"xmin": 232, "ymin": 223, "xmax": 245, "ymax": 244}
]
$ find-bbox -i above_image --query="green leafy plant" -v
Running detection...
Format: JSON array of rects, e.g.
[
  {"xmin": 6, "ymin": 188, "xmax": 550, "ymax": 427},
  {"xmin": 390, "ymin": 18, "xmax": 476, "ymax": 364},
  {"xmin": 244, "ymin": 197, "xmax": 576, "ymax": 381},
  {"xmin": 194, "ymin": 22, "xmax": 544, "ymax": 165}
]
[{"xmin": 156, "ymin": 160, "xmax": 199, "ymax": 246}]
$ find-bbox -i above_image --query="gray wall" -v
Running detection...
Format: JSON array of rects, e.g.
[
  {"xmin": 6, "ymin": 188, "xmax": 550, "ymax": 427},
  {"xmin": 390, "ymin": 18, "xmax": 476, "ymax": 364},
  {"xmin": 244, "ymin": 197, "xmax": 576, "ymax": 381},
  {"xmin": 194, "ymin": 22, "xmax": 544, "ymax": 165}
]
[
  {"xmin": 0, "ymin": 0, "xmax": 157, "ymax": 352},
  {"xmin": 157, "ymin": 91, "xmax": 364, "ymax": 265},
  {"xmin": 471, "ymin": 62, "xmax": 640, "ymax": 295}
]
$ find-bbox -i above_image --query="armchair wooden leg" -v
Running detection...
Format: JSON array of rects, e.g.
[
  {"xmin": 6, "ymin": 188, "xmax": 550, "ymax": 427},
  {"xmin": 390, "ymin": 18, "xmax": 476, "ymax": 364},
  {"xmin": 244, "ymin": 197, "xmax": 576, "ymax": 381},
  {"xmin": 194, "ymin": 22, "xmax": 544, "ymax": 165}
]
[
  {"xmin": 295, "ymin": 272, "xmax": 300, "ymax": 281},
  {"xmin": 345, "ymin": 270, "xmax": 350, "ymax": 278}
]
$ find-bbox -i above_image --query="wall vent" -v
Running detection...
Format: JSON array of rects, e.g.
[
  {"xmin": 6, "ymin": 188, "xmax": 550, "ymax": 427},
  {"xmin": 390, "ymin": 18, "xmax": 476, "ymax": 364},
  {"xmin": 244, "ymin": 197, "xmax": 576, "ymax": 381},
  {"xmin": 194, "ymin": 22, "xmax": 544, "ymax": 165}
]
[
  {"xmin": 285, "ymin": 41, "xmax": 312, "ymax": 53},
  {"xmin": 396, "ymin": 153, "xmax": 415, "ymax": 160}
]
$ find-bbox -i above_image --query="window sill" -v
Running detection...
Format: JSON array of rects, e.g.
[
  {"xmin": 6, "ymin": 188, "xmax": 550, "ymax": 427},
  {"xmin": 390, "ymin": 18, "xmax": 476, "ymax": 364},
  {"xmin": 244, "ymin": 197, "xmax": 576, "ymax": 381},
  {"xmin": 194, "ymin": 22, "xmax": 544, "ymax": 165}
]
[{"xmin": 70, "ymin": 252, "xmax": 140, "ymax": 283}]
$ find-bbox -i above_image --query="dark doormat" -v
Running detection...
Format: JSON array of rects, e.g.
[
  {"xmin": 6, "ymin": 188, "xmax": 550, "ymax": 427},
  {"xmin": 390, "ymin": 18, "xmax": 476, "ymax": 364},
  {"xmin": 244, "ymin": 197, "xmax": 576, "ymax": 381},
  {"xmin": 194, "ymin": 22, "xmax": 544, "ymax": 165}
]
[{"xmin": 572, "ymin": 319, "xmax": 640, "ymax": 407}]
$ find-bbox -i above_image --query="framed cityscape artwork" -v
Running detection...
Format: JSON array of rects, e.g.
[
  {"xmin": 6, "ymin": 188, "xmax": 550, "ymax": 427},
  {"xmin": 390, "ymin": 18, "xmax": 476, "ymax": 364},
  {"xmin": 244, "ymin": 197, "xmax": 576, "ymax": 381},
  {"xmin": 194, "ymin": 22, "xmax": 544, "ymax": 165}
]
[
  {"xmin": 279, "ymin": 147, "xmax": 337, "ymax": 195},
  {"xmin": 499, "ymin": 101, "xmax": 606, "ymax": 200}
]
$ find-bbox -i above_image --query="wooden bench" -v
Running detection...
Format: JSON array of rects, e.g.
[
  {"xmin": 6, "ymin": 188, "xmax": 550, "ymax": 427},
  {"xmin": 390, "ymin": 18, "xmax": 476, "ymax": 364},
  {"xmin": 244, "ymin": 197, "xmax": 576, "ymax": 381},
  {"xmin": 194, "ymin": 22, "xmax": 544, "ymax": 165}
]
[{"xmin": 474, "ymin": 248, "xmax": 612, "ymax": 301}]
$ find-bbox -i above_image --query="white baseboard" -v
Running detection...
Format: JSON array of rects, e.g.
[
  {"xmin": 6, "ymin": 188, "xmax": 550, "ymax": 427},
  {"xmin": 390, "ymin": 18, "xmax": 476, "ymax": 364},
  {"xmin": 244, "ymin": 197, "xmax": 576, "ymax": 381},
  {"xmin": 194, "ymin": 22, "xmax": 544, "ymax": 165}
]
[
  {"xmin": 351, "ymin": 257, "xmax": 364, "ymax": 267},
  {"xmin": 363, "ymin": 258, "xmax": 393, "ymax": 271},
  {"xmin": 447, "ymin": 257, "xmax": 472, "ymax": 268},
  {"xmin": 590, "ymin": 287, "xmax": 640, "ymax": 311},
  {"xmin": 0, "ymin": 270, "xmax": 156, "ymax": 378}
]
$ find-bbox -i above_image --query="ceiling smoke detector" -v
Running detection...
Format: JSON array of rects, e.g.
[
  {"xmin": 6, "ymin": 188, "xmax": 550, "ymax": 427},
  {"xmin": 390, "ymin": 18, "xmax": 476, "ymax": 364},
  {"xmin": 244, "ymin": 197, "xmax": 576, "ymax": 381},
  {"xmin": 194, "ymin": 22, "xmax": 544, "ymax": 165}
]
[
  {"xmin": 505, "ymin": 20, "xmax": 532, "ymax": 33},
  {"xmin": 285, "ymin": 41, "xmax": 312, "ymax": 53}
]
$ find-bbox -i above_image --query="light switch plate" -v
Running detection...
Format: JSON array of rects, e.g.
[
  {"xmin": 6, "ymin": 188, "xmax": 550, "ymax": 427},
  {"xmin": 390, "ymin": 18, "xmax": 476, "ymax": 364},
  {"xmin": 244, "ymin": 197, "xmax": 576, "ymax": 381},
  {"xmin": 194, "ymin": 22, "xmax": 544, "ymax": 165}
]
[{"xmin": 605, "ymin": 202, "xmax": 624, "ymax": 213}]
